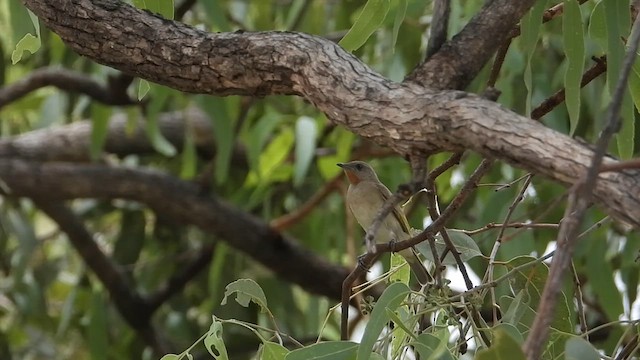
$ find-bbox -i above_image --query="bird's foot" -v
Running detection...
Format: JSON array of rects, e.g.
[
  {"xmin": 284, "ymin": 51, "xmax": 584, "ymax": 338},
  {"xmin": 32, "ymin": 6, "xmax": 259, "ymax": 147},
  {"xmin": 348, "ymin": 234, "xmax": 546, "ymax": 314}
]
[{"xmin": 357, "ymin": 254, "xmax": 371, "ymax": 273}]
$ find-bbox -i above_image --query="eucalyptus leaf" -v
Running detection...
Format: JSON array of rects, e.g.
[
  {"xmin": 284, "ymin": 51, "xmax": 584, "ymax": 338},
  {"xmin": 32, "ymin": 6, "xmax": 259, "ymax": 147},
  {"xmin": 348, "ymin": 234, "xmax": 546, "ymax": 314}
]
[{"xmin": 414, "ymin": 229, "xmax": 482, "ymax": 265}]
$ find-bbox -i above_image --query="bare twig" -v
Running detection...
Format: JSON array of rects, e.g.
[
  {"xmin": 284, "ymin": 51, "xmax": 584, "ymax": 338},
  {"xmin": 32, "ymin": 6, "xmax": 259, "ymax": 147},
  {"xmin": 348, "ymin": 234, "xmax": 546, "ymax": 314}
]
[
  {"xmin": 271, "ymin": 175, "xmax": 342, "ymax": 231},
  {"xmin": 571, "ymin": 261, "xmax": 588, "ymax": 338},
  {"xmin": 462, "ymin": 222, "xmax": 558, "ymax": 236},
  {"xmin": 531, "ymin": 56, "xmax": 607, "ymax": 120},
  {"xmin": 599, "ymin": 157, "xmax": 640, "ymax": 173},
  {"xmin": 524, "ymin": 11, "xmax": 640, "ymax": 360},
  {"xmin": 486, "ymin": 174, "xmax": 533, "ymax": 323}
]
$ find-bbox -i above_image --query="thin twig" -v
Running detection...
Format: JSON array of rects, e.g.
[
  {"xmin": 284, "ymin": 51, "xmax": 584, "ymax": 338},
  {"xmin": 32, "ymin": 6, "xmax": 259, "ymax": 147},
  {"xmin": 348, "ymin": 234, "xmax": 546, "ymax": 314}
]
[
  {"xmin": 486, "ymin": 174, "xmax": 533, "ymax": 323},
  {"xmin": 462, "ymin": 222, "xmax": 558, "ymax": 236},
  {"xmin": 270, "ymin": 174, "xmax": 342, "ymax": 231},
  {"xmin": 571, "ymin": 261, "xmax": 588, "ymax": 338},
  {"xmin": 524, "ymin": 11, "xmax": 640, "ymax": 360},
  {"xmin": 531, "ymin": 56, "xmax": 607, "ymax": 120},
  {"xmin": 599, "ymin": 158, "xmax": 640, "ymax": 173}
]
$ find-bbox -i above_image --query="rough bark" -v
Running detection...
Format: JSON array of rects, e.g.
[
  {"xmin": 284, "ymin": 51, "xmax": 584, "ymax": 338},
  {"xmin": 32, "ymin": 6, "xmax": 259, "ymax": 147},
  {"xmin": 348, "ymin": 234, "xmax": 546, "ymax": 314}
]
[{"xmin": 19, "ymin": 0, "xmax": 640, "ymax": 226}]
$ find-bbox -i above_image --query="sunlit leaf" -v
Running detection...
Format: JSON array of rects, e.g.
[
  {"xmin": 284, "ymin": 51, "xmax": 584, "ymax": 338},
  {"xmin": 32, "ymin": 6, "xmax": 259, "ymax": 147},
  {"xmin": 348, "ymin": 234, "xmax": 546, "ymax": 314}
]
[
  {"xmin": 11, "ymin": 9, "xmax": 41, "ymax": 64},
  {"xmin": 204, "ymin": 318, "xmax": 228, "ymax": 360},
  {"xmin": 294, "ymin": 116, "xmax": 318, "ymax": 186}
]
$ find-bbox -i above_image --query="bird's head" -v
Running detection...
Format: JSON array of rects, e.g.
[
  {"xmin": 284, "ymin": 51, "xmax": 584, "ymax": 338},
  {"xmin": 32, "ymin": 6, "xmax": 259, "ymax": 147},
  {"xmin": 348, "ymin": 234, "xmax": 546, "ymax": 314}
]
[{"xmin": 337, "ymin": 161, "xmax": 379, "ymax": 184}]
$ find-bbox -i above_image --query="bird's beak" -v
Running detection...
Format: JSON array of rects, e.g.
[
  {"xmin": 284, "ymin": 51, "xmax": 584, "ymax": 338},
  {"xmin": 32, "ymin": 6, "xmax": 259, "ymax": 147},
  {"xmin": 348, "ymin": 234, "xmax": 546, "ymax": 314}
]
[{"xmin": 337, "ymin": 163, "xmax": 359, "ymax": 184}]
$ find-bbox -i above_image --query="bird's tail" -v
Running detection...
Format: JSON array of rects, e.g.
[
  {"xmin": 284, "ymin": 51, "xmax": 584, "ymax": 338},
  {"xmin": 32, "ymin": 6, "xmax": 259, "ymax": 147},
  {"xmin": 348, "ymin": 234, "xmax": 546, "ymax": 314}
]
[{"xmin": 401, "ymin": 249, "xmax": 431, "ymax": 285}]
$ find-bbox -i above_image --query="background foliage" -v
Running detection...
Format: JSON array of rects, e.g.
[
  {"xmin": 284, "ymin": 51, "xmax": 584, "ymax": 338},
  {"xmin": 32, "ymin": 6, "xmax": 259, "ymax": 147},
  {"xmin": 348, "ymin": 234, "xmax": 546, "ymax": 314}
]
[{"xmin": 1, "ymin": 0, "xmax": 639, "ymax": 359}]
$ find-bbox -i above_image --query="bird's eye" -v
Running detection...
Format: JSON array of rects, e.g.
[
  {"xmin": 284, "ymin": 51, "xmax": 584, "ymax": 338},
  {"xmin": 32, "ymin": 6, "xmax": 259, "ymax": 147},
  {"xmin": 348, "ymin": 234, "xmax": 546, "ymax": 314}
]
[{"xmin": 356, "ymin": 164, "xmax": 363, "ymax": 171}]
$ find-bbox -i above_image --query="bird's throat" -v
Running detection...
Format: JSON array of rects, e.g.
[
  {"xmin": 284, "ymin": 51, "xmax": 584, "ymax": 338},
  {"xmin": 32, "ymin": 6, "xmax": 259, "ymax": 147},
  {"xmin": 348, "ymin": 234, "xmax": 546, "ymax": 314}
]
[{"xmin": 345, "ymin": 170, "xmax": 360, "ymax": 184}]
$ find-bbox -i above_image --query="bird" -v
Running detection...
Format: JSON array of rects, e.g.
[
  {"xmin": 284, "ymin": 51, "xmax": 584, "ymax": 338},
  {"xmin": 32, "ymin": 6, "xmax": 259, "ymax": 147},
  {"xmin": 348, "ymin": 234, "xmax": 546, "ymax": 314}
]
[{"xmin": 338, "ymin": 161, "xmax": 430, "ymax": 284}]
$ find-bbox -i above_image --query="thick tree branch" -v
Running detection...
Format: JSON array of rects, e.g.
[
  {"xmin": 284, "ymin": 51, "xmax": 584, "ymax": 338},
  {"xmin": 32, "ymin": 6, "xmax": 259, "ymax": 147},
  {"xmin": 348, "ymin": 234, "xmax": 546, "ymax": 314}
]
[
  {"xmin": 21, "ymin": 0, "xmax": 640, "ymax": 228},
  {"xmin": 0, "ymin": 160, "xmax": 350, "ymax": 300}
]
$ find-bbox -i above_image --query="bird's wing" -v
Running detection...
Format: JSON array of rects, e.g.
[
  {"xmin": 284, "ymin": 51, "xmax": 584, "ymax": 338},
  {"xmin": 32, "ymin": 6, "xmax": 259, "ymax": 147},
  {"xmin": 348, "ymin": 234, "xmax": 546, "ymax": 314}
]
[{"xmin": 376, "ymin": 182, "xmax": 412, "ymax": 235}]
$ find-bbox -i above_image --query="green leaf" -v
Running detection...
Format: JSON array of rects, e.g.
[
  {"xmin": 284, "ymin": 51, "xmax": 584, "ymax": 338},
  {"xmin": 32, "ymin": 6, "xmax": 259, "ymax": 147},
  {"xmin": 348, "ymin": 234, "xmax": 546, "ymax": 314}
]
[
  {"xmin": 585, "ymin": 238, "xmax": 624, "ymax": 320},
  {"xmin": 113, "ymin": 209, "xmax": 146, "ymax": 266},
  {"xmin": 414, "ymin": 229, "xmax": 482, "ymax": 265},
  {"xmin": 562, "ymin": 0, "xmax": 584, "ymax": 135},
  {"xmin": 339, "ymin": 0, "xmax": 391, "ymax": 52},
  {"xmin": 146, "ymin": 85, "xmax": 177, "ymax": 156},
  {"xmin": 285, "ymin": 341, "xmax": 358, "ymax": 360},
  {"xmin": 180, "ymin": 123, "xmax": 197, "ymax": 179},
  {"xmin": 475, "ymin": 328, "xmax": 526, "ymax": 360},
  {"xmin": 88, "ymin": 290, "xmax": 108, "ymax": 360},
  {"xmin": 204, "ymin": 318, "xmax": 228, "ymax": 360},
  {"xmin": 159, "ymin": 355, "xmax": 180, "ymax": 360},
  {"xmin": 412, "ymin": 333, "xmax": 455, "ymax": 360},
  {"xmin": 198, "ymin": 96, "xmax": 235, "ymax": 184},
  {"xmin": 257, "ymin": 129, "xmax": 294, "ymax": 182},
  {"xmin": 200, "ymin": 0, "xmax": 231, "ymax": 31},
  {"xmin": 294, "ymin": 116, "xmax": 318, "ymax": 186},
  {"xmin": 221, "ymin": 279, "xmax": 269, "ymax": 313},
  {"xmin": 520, "ymin": 0, "xmax": 548, "ymax": 116},
  {"xmin": 604, "ymin": 0, "xmax": 634, "ymax": 158},
  {"xmin": 11, "ymin": 9, "xmax": 41, "ymax": 64},
  {"xmin": 145, "ymin": 0, "xmax": 174, "ymax": 19},
  {"xmin": 90, "ymin": 103, "xmax": 111, "ymax": 161},
  {"xmin": 391, "ymin": 0, "xmax": 408, "ymax": 51},
  {"xmin": 261, "ymin": 341, "xmax": 289, "ymax": 360},
  {"xmin": 138, "ymin": 79, "xmax": 151, "ymax": 100},
  {"xmin": 11, "ymin": 34, "xmax": 40, "ymax": 64},
  {"xmin": 389, "ymin": 252, "xmax": 410, "ymax": 284},
  {"xmin": 564, "ymin": 336, "xmax": 600, "ymax": 360},
  {"xmin": 317, "ymin": 128, "xmax": 354, "ymax": 179},
  {"xmin": 357, "ymin": 282, "xmax": 410, "ymax": 360}
]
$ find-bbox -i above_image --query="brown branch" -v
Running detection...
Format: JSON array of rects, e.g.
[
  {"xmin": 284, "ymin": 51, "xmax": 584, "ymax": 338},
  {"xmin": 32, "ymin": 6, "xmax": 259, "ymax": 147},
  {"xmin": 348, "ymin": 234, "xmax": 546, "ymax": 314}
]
[
  {"xmin": 524, "ymin": 11, "xmax": 640, "ymax": 360},
  {"xmin": 0, "ymin": 67, "xmax": 136, "ymax": 109},
  {"xmin": 0, "ymin": 160, "xmax": 351, "ymax": 301},
  {"xmin": 599, "ymin": 158, "xmax": 640, "ymax": 173}
]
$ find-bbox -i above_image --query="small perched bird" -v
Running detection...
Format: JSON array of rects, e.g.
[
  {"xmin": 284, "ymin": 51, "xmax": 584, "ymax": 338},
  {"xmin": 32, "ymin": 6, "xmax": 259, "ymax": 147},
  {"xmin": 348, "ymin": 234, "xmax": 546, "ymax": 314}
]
[{"xmin": 338, "ymin": 161, "xmax": 430, "ymax": 284}]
